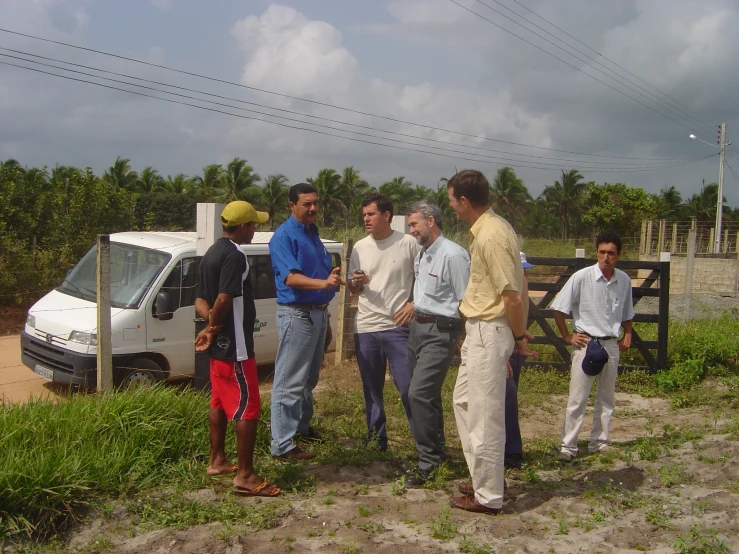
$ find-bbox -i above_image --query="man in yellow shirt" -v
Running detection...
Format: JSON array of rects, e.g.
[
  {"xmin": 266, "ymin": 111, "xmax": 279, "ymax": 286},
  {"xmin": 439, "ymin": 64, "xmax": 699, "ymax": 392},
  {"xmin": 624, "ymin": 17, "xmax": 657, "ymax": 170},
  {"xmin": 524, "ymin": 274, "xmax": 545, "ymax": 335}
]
[{"xmin": 447, "ymin": 170, "xmax": 536, "ymax": 514}]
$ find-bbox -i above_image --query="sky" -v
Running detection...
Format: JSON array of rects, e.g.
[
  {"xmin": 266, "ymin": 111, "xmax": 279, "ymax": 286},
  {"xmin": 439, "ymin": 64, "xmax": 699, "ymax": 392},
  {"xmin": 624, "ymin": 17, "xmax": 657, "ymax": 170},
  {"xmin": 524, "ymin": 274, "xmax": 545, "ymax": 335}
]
[{"xmin": 1, "ymin": 0, "xmax": 739, "ymax": 207}]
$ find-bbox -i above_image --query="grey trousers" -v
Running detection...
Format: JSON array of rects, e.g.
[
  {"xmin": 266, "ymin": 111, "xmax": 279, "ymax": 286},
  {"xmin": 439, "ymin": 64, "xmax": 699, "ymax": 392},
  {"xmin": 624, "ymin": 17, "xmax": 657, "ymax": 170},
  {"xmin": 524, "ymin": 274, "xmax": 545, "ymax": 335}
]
[{"xmin": 408, "ymin": 319, "xmax": 460, "ymax": 472}]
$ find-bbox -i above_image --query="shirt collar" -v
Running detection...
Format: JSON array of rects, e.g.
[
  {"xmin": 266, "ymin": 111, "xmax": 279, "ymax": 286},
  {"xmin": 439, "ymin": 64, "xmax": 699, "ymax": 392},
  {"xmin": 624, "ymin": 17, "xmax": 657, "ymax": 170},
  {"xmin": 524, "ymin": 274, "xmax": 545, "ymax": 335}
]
[
  {"xmin": 594, "ymin": 264, "xmax": 617, "ymax": 283},
  {"xmin": 423, "ymin": 234, "xmax": 446, "ymax": 258},
  {"xmin": 289, "ymin": 215, "xmax": 319, "ymax": 235},
  {"xmin": 469, "ymin": 208, "xmax": 495, "ymax": 238}
]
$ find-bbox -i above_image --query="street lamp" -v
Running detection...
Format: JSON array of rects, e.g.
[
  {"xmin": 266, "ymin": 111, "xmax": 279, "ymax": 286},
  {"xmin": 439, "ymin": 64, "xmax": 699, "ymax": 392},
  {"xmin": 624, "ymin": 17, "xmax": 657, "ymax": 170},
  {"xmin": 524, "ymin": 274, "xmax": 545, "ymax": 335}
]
[{"xmin": 689, "ymin": 126, "xmax": 728, "ymax": 253}]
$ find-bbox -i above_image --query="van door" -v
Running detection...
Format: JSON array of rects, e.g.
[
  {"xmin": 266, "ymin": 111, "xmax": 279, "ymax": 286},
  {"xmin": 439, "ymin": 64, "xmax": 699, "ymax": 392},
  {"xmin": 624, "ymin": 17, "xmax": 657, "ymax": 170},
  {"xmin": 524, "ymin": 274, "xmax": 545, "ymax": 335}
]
[
  {"xmin": 247, "ymin": 253, "xmax": 279, "ymax": 364},
  {"xmin": 146, "ymin": 257, "xmax": 199, "ymax": 379}
]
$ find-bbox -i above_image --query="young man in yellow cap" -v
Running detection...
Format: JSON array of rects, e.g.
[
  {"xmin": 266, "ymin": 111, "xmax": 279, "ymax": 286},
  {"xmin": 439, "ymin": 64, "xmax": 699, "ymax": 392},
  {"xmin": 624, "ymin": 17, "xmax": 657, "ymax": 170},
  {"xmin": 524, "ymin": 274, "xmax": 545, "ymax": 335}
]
[{"xmin": 195, "ymin": 201, "xmax": 279, "ymax": 497}]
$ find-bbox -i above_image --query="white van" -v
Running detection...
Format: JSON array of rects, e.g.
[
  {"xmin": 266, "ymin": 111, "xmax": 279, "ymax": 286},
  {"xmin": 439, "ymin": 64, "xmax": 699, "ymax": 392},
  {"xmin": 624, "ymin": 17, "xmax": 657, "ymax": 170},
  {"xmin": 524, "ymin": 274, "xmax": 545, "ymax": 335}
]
[{"xmin": 21, "ymin": 231, "xmax": 343, "ymax": 389}]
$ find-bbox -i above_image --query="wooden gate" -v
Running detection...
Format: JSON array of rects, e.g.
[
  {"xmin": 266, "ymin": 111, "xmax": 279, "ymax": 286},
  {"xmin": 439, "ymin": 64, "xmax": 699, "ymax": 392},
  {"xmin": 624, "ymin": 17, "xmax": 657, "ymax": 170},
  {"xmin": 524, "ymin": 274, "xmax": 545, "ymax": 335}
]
[{"xmin": 524, "ymin": 252, "xmax": 670, "ymax": 374}]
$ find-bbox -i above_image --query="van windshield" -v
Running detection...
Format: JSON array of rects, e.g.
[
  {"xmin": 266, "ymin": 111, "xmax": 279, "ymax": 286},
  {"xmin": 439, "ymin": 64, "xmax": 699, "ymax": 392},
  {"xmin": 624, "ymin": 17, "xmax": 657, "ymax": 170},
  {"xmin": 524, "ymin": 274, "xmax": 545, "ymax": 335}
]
[{"xmin": 57, "ymin": 243, "xmax": 171, "ymax": 309}]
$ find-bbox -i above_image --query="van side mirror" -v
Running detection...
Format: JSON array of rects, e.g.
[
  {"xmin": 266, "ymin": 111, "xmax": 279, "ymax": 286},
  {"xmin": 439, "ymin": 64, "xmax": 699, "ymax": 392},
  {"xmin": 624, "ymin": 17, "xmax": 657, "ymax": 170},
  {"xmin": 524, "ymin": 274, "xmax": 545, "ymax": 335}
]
[{"xmin": 154, "ymin": 291, "xmax": 175, "ymax": 320}]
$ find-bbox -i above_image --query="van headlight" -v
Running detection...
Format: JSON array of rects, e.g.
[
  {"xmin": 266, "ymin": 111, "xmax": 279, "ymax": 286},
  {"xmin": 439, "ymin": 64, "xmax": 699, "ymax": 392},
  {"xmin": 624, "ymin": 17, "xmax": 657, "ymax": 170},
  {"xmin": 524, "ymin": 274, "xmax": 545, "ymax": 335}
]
[
  {"xmin": 26, "ymin": 314, "xmax": 36, "ymax": 329},
  {"xmin": 69, "ymin": 331, "xmax": 98, "ymax": 346}
]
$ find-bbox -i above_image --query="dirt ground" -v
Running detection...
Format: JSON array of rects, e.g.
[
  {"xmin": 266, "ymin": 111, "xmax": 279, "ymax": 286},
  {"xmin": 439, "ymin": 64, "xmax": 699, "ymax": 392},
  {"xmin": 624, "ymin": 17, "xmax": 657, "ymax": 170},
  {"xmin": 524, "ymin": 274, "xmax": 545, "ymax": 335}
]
[{"xmin": 30, "ymin": 360, "xmax": 734, "ymax": 554}]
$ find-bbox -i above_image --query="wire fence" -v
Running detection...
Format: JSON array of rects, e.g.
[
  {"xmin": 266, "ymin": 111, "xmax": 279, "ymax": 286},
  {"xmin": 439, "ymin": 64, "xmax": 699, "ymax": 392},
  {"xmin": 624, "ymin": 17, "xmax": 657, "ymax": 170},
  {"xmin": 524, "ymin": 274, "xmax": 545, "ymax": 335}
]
[{"xmin": 640, "ymin": 219, "xmax": 739, "ymax": 256}]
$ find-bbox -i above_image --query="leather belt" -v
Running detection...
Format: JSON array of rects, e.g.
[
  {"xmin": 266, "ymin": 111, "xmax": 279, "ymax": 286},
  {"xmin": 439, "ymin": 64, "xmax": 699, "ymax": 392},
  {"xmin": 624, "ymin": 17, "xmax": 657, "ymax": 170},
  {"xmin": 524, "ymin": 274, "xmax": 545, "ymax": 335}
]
[
  {"xmin": 279, "ymin": 303, "xmax": 330, "ymax": 311},
  {"xmin": 415, "ymin": 314, "xmax": 438, "ymax": 324},
  {"xmin": 580, "ymin": 331, "xmax": 617, "ymax": 341}
]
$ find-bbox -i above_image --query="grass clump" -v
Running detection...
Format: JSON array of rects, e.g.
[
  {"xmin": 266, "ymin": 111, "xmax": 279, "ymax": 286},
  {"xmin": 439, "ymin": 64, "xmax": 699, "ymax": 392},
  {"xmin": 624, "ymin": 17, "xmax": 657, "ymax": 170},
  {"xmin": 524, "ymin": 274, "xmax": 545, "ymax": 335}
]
[
  {"xmin": 655, "ymin": 314, "xmax": 739, "ymax": 392},
  {"xmin": 127, "ymin": 495, "xmax": 283, "ymax": 531},
  {"xmin": 672, "ymin": 524, "xmax": 729, "ymax": 554},
  {"xmin": 430, "ymin": 506, "xmax": 457, "ymax": 541},
  {"xmin": 0, "ymin": 386, "xmax": 210, "ymax": 539},
  {"xmin": 459, "ymin": 536, "xmax": 494, "ymax": 553}
]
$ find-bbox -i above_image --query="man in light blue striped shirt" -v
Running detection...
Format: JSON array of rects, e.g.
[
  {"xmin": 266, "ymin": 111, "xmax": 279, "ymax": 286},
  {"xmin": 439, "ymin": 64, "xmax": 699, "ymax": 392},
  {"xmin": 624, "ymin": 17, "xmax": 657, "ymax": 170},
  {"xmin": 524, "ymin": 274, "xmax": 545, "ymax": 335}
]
[
  {"xmin": 404, "ymin": 200, "xmax": 470, "ymax": 486},
  {"xmin": 551, "ymin": 232, "xmax": 634, "ymax": 462}
]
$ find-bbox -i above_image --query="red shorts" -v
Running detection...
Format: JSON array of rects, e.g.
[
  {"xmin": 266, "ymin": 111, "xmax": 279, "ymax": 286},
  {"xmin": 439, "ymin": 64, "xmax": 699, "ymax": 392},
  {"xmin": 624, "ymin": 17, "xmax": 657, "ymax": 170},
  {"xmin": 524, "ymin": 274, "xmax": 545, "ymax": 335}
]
[{"xmin": 209, "ymin": 357, "xmax": 261, "ymax": 421}]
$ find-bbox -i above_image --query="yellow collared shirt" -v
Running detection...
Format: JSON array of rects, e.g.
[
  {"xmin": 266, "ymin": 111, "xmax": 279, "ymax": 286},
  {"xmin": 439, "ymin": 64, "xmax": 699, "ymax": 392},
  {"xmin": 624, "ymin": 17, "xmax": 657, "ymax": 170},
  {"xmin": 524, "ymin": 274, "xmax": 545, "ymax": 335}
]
[{"xmin": 460, "ymin": 209, "xmax": 523, "ymax": 320}]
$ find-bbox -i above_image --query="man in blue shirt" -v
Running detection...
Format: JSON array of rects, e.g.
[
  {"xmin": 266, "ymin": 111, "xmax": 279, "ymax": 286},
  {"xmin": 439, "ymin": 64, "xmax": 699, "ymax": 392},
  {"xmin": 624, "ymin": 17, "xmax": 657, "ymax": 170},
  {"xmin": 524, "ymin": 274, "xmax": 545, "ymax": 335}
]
[
  {"xmin": 405, "ymin": 200, "xmax": 470, "ymax": 486},
  {"xmin": 269, "ymin": 183, "xmax": 345, "ymax": 460}
]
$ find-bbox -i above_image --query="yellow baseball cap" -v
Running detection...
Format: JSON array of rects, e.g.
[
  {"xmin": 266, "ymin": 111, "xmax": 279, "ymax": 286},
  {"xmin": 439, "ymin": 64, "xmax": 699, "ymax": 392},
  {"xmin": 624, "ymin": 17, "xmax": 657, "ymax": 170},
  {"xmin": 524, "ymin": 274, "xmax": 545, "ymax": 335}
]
[{"xmin": 221, "ymin": 201, "xmax": 269, "ymax": 226}]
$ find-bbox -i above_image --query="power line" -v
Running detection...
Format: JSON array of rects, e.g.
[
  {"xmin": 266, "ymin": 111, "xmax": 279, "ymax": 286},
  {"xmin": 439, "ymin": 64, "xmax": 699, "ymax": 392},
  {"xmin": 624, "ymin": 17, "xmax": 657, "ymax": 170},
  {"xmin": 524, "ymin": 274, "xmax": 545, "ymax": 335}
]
[
  {"xmin": 448, "ymin": 0, "xmax": 714, "ymax": 137},
  {"xmin": 0, "ymin": 59, "xmax": 716, "ymax": 174},
  {"xmin": 472, "ymin": 0, "xmax": 716, "ymax": 134},
  {"xmin": 488, "ymin": 0, "xmax": 716, "ymax": 130},
  {"xmin": 726, "ymin": 160, "xmax": 739, "ymax": 184},
  {"xmin": 0, "ymin": 26, "xmax": 708, "ymax": 161},
  {"xmin": 0, "ymin": 49, "xmax": 704, "ymax": 169}
]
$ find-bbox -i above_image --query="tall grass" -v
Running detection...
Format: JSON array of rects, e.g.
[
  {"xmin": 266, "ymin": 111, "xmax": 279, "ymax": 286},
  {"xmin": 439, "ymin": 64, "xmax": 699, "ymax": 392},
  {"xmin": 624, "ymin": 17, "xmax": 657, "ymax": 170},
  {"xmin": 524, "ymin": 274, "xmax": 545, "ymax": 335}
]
[{"xmin": 0, "ymin": 387, "xmax": 210, "ymax": 538}]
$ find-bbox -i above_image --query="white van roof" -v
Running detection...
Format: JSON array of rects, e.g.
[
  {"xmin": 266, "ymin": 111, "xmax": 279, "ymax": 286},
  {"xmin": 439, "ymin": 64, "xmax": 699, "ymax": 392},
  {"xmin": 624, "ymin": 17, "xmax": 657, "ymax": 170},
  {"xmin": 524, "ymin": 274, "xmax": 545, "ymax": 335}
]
[{"xmin": 110, "ymin": 231, "xmax": 340, "ymax": 253}]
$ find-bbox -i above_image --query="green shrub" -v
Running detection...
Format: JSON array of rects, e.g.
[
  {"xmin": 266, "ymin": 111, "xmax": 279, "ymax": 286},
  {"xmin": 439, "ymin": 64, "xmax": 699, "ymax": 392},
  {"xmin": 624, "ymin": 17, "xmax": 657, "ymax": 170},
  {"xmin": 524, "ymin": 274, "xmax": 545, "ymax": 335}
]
[{"xmin": 655, "ymin": 315, "xmax": 739, "ymax": 391}]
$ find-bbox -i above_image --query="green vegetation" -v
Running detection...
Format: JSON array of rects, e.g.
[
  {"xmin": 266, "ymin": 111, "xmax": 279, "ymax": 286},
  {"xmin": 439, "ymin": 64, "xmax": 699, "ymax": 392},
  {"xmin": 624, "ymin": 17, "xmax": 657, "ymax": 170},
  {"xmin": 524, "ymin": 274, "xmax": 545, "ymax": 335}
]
[
  {"xmin": 655, "ymin": 313, "xmax": 739, "ymax": 391},
  {"xmin": 6, "ymin": 155, "xmax": 739, "ymax": 307},
  {"xmin": 672, "ymin": 525, "xmax": 729, "ymax": 554},
  {"xmin": 126, "ymin": 495, "xmax": 283, "ymax": 531},
  {"xmin": 429, "ymin": 506, "xmax": 457, "ymax": 541}
]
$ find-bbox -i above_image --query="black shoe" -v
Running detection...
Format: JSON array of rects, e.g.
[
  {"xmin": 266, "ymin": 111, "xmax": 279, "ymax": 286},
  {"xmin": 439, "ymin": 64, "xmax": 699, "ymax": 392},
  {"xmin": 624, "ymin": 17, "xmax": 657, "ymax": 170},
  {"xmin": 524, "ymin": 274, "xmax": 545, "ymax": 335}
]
[
  {"xmin": 504, "ymin": 454, "xmax": 523, "ymax": 469},
  {"xmin": 405, "ymin": 468, "xmax": 431, "ymax": 488}
]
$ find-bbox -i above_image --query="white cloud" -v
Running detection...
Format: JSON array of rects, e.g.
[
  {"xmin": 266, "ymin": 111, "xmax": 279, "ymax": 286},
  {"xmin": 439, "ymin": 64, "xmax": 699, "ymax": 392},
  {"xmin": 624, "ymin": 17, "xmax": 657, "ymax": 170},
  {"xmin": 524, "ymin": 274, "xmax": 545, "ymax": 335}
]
[{"xmin": 230, "ymin": 5, "xmax": 358, "ymax": 98}]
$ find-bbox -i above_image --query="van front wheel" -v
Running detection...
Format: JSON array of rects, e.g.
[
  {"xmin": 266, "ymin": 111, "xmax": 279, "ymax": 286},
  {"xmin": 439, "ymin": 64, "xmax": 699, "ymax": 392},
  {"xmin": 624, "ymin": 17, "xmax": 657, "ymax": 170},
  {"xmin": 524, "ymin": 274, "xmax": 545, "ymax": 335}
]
[{"xmin": 115, "ymin": 358, "xmax": 164, "ymax": 389}]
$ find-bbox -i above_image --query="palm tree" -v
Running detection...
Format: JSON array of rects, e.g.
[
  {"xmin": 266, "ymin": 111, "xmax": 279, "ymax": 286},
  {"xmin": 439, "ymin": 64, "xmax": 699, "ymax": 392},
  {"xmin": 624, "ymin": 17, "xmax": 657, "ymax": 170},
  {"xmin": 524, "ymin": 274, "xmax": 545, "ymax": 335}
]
[
  {"xmin": 163, "ymin": 174, "xmax": 192, "ymax": 195},
  {"xmin": 307, "ymin": 168, "xmax": 342, "ymax": 226},
  {"xmin": 192, "ymin": 164, "xmax": 224, "ymax": 201},
  {"xmin": 137, "ymin": 166, "xmax": 165, "ymax": 194},
  {"xmin": 490, "ymin": 167, "xmax": 532, "ymax": 230},
  {"xmin": 49, "ymin": 164, "xmax": 81, "ymax": 217},
  {"xmin": 103, "ymin": 156, "xmax": 138, "ymax": 190},
  {"xmin": 680, "ymin": 182, "xmax": 725, "ymax": 222},
  {"xmin": 215, "ymin": 157, "xmax": 261, "ymax": 202},
  {"xmin": 540, "ymin": 169, "xmax": 586, "ymax": 240},
  {"xmin": 379, "ymin": 176, "xmax": 416, "ymax": 214},
  {"xmin": 338, "ymin": 166, "xmax": 372, "ymax": 227},
  {"xmin": 261, "ymin": 173, "xmax": 290, "ymax": 227}
]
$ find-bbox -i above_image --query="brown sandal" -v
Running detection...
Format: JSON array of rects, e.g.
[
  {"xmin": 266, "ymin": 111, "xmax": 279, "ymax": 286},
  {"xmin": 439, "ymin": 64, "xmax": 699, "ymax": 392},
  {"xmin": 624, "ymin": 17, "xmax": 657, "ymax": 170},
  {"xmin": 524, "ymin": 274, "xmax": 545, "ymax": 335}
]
[
  {"xmin": 234, "ymin": 480, "xmax": 281, "ymax": 497},
  {"xmin": 207, "ymin": 464, "xmax": 237, "ymax": 476}
]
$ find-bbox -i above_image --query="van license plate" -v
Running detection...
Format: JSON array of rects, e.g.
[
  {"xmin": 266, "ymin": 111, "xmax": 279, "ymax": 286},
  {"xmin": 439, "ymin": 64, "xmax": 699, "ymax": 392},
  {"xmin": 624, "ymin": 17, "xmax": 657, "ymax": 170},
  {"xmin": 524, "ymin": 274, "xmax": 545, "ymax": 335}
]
[{"xmin": 34, "ymin": 365, "xmax": 53, "ymax": 381}]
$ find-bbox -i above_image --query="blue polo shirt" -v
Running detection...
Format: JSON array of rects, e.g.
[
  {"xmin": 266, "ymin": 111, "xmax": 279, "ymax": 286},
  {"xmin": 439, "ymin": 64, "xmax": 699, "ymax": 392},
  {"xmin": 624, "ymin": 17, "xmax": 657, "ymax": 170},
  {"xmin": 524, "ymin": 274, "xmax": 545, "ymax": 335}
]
[{"xmin": 269, "ymin": 215, "xmax": 335, "ymax": 305}]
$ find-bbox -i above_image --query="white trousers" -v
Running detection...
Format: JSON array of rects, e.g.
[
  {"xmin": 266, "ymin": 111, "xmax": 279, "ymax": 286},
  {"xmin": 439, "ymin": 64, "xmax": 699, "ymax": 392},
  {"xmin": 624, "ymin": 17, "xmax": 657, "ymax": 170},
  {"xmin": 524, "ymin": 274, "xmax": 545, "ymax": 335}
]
[
  {"xmin": 453, "ymin": 317, "xmax": 513, "ymax": 509},
  {"xmin": 559, "ymin": 339, "xmax": 620, "ymax": 456}
]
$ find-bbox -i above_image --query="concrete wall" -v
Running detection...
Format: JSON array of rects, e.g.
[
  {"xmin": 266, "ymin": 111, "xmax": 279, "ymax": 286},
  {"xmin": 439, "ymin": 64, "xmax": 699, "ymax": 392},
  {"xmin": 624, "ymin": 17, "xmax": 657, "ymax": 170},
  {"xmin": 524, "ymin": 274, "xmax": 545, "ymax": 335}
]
[{"xmin": 639, "ymin": 254, "xmax": 739, "ymax": 294}]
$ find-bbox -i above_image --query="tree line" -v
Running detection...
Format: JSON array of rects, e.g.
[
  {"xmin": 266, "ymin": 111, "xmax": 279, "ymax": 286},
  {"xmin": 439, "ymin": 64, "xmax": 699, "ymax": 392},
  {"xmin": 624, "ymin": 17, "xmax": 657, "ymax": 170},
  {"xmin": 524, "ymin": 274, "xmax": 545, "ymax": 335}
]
[{"xmin": 1, "ymin": 156, "xmax": 737, "ymax": 304}]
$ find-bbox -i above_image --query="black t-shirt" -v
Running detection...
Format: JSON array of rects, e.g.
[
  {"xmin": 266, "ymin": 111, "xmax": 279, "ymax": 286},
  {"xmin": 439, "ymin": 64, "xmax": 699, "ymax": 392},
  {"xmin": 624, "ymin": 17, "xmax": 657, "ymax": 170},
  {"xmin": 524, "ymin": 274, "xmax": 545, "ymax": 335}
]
[{"xmin": 197, "ymin": 237, "xmax": 256, "ymax": 361}]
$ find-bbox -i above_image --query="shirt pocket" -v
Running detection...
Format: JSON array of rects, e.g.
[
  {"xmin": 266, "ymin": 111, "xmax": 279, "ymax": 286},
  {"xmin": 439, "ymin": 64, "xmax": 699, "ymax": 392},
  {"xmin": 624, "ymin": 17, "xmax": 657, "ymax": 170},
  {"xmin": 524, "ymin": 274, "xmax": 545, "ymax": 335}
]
[{"xmin": 426, "ymin": 268, "xmax": 444, "ymax": 298}]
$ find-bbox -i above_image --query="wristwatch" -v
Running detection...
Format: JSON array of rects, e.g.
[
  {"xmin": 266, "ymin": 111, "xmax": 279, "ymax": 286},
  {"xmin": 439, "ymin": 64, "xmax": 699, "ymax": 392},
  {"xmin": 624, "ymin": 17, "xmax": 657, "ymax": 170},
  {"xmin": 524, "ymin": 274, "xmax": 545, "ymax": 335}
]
[{"xmin": 513, "ymin": 333, "xmax": 526, "ymax": 342}]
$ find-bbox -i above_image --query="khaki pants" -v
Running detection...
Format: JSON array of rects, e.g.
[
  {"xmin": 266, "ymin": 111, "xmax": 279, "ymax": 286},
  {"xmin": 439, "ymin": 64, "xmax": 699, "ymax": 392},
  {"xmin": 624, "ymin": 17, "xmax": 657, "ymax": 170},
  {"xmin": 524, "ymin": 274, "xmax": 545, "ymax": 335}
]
[
  {"xmin": 453, "ymin": 317, "xmax": 513, "ymax": 509},
  {"xmin": 559, "ymin": 339, "xmax": 620, "ymax": 457}
]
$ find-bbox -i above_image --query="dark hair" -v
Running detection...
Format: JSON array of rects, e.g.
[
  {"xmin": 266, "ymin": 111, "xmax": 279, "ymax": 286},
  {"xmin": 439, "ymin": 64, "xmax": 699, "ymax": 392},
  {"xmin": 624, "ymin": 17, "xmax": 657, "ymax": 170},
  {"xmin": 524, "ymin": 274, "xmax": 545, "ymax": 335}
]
[
  {"xmin": 223, "ymin": 225, "xmax": 239, "ymax": 233},
  {"xmin": 596, "ymin": 232, "xmax": 622, "ymax": 254},
  {"xmin": 407, "ymin": 200, "xmax": 443, "ymax": 230},
  {"xmin": 289, "ymin": 182, "xmax": 318, "ymax": 204},
  {"xmin": 446, "ymin": 169, "xmax": 490, "ymax": 207},
  {"xmin": 361, "ymin": 193, "xmax": 394, "ymax": 223}
]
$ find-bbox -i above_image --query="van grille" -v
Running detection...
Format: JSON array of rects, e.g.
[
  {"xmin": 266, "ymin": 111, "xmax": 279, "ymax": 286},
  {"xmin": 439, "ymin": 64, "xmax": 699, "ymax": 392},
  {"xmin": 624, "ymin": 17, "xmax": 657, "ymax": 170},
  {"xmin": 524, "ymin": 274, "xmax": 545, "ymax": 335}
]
[
  {"xmin": 34, "ymin": 329, "xmax": 67, "ymax": 348},
  {"xmin": 23, "ymin": 339, "xmax": 75, "ymax": 373}
]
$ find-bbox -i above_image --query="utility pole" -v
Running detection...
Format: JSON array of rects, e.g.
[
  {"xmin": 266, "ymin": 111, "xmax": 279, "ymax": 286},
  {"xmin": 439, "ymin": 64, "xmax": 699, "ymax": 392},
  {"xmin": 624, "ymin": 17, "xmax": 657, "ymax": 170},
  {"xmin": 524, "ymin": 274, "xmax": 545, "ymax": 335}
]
[{"xmin": 714, "ymin": 123, "xmax": 726, "ymax": 254}]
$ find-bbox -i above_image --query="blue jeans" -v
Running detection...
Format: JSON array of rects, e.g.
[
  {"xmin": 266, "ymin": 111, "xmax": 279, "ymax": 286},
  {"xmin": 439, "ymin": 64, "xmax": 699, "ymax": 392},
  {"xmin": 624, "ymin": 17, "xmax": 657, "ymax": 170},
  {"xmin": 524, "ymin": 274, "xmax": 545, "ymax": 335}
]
[
  {"xmin": 355, "ymin": 327, "xmax": 414, "ymax": 449},
  {"xmin": 505, "ymin": 350, "xmax": 525, "ymax": 457},
  {"xmin": 271, "ymin": 305, "xmax": 328, "ymax": 456}
]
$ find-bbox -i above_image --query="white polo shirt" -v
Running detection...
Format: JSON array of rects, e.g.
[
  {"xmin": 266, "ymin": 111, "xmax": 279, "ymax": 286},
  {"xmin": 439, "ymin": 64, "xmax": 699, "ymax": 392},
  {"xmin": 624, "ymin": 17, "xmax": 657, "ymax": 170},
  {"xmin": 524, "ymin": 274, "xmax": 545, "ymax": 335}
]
[{"xmin": 550, "ymin": 263, "xmax": 635, "ymax": 338}]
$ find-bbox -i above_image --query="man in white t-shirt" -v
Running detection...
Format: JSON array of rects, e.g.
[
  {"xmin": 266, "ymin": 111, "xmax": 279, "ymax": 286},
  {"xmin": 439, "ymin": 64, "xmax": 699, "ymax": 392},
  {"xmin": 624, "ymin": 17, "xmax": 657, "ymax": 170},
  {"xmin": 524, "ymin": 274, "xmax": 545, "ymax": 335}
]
[{"xmin": 349, "ymin": 193, "xmax": 420, "ymax": 452}]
